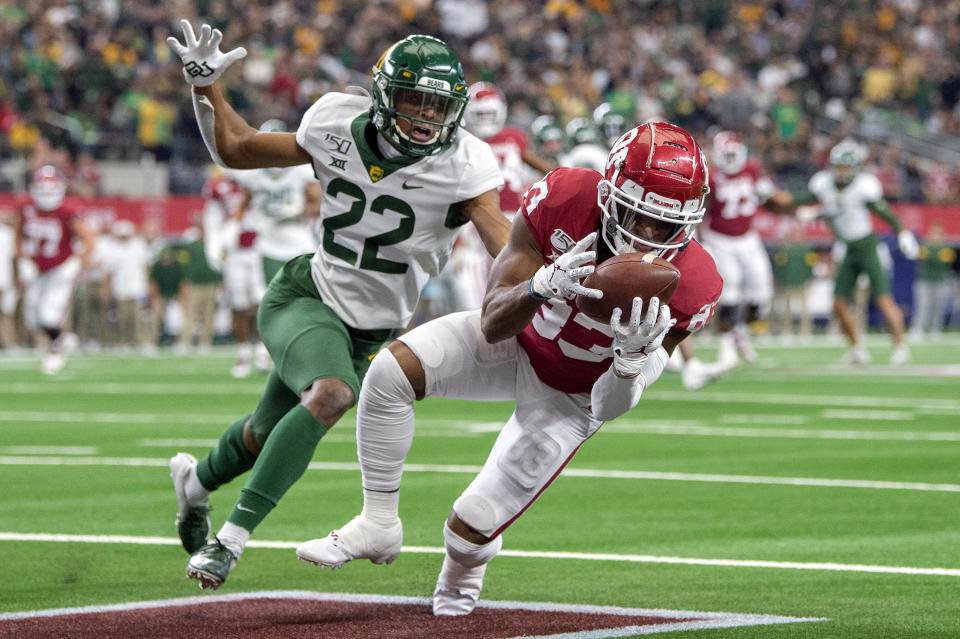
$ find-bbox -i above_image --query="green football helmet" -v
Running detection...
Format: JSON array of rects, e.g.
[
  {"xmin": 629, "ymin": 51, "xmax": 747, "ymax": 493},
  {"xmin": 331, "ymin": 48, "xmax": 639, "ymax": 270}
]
[
  {"xmin": 565, "ymin": 116, "xmax": 602, "ymax": 149},
  {"xmin": 593, "ymin": 102, "xmax": 629, "ymax": 147},
  {"xmin": 530, "ymin": 114, "xmax": 566, "ymax": 160},
  {"xmin": 370, "ymin": 35, "xmax": 468, "ymax": 157},
  {"xmin": 829, "ymin": 139, "xmax": 866, "ymax": 187}
]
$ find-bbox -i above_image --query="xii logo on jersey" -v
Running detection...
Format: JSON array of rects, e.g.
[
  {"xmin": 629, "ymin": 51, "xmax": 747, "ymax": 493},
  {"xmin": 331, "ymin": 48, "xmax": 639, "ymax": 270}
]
[
  {"xmin": 324, "ymin": 133, "xmax": 352, "ymax": 155},
  {"xmin": 329, "ymin": 157, "xmax": 347, "ymax": 171}
]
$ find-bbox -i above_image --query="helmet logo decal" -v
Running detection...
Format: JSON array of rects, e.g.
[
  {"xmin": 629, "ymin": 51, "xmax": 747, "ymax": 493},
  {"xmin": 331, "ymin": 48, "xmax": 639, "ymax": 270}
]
[
  {"xmin": 369, "ymin": 165, "xmax": 384, "ymax": 182},
  {"xmin": 420, "ymin": 77, "xmax": 450, "ymax": 90},
  {"xmin": 646, "ymin": 192, "xmax": 681, "ymax": 211}
]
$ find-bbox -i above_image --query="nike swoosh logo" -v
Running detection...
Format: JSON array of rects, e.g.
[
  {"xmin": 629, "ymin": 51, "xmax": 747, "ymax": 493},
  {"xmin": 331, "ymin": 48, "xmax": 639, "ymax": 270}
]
[
  {"xmin": 401, "ymin": 181, "xmax": 423, "ymax": 190},
  {"xmin": 236, "ymin": 505, "xmax": 257, "ymax": 514}
]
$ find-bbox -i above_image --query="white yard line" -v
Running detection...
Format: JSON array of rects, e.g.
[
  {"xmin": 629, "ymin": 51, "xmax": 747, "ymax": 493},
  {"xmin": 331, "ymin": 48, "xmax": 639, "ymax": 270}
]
[
  {"xmin": 602, "ymin": 423, "xmax": 960, "ymax": 441},
  {"xmin": 1, "ymin": 383, "xmax": 958, "ymax": 413},
  {"xmin": 1, "ymin": 455, "xmax": 958, "ymax": 492},
  {"xmin": 0, "ymin": 532, "xmax": 955, "ymax": 578}
]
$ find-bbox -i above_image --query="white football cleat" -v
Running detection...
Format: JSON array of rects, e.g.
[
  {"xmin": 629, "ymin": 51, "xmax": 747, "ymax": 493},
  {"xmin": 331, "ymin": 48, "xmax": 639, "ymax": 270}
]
[
  {"xmin": 681, "ymin": 358, "xmax": 728, "ymax": 391},
  {"xmin": 432, "ymin": 555, "xmax": 487, "ymax": 616},
  {"xmin": 732, "ymin": 325, "xmax": 757, "ymax": 363},
  {"xmin": 41, "ymin": 351, "xmax": 66, "ymax": 375},
  {"xmin": 717, "ymin": 333, "xmax": 739, "ymax": 370},
  {"xmin": 296, "ymin": 515, "xmax": 402, "ymax": 570},
  {"xmin": 890, "ymin": 344, "xmax": 911, "ymax": 365},
  {"xmin": 843, "ymin": 346, "xmax": 871, "ymax": 366},
  {"xmin": 230, "ymin": 360, "xmax": 252, "ymax": 378},
  {"xmin": 255, "ymin": 342, "xmax": 272, "ymax": 372}
]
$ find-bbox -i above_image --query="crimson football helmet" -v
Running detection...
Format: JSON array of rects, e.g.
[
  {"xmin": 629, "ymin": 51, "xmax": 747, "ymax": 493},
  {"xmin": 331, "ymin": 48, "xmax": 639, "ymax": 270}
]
[
  {"xmin": 30, "ymin": 165, "xmax": 67, "ymax": 211},
  {"xmin": 463, "ymin": 82, "xmax": 507, "ymax": 139},
  {"xmin": 597, "ymin": 122, "xmax": 708, "ymax": 260},
  {"xmin": 712, "ymin": 131, "xmax": 747, "ymax": 175}
]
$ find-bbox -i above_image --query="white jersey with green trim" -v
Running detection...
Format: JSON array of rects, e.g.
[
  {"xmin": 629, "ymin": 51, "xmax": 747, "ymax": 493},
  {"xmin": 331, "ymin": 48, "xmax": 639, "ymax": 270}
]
[
  {"xmin": 226, "ymin": 165, "xmax": 317, "ymax": 261},
  {"xmin": 808, "ymin": 170, "xmax": 883, "ymax": 243},
  {"xmin": 296, "ymin": 92, "xmax": 503, "ymax": 330}
]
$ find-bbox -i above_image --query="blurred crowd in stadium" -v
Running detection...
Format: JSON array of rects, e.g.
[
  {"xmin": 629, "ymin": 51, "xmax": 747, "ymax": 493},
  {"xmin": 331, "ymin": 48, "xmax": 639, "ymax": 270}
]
[
  {"xmin": 2, "ymin": 0, "xmax": 960, "ymax": 362},
  {"xmin": 3, "ymin": 1, "xmax": 960, "ymax": 195}
]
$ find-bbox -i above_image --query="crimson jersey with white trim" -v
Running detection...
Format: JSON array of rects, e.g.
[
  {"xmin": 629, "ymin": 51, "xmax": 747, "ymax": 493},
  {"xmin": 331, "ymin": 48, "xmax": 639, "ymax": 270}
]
[
  {"xmin": 482, "ymin": 126, "xmax": 530, "ymax": 213},
  {"xmin": 706, "ymin": 158, "xmax": 775, "ymax": 237},
  {"xmin": 18, "ymin": 204, "xmax": 78, "ymax": 273},
  {"xmin": 517, "ymin": 167, "xmax": 722, "ymax": 394},
  {"xmin": 203, "ymin": 176, "xmax": 254, "ymax": 248}
]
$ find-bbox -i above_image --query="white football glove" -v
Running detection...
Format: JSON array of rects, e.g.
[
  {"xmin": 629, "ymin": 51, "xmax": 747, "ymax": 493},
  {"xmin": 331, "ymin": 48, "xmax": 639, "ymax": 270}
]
[
  {"xmin": 530, "ymin": 231, "xmax": 602, "ymax": 301},
  {"xmin": 897, "ymin": 230, "xmax": 919, "ymax": 260},
  {"xmin": 167, "ymin": 19, "xmax": 247, "ymax": 87},
  {"xmin": 610, "ymin": 296, "xmax": 673, "ymax": 378}
]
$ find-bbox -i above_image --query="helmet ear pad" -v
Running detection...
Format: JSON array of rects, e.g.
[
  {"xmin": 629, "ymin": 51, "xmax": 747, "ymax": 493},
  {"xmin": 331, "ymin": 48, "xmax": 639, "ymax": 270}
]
[{"xmin": 598, "ymin": 122, "xmax": 708, "ymax": 260}]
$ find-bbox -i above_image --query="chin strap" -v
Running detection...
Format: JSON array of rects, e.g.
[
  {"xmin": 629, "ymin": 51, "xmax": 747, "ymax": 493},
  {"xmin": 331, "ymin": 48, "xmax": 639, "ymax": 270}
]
[{"xmin": 193, "ymin": 91, "xmax": 225, "ymax": 167}]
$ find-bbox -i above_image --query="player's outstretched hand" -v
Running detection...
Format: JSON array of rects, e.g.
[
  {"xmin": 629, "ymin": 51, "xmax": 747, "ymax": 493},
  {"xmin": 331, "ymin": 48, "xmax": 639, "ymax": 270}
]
[
  {"xmin": 530, "ymin": 231, "xmax": 602, "ymax": 301},
  {"xmin": 897, "ymin": 230, "xmax": 919, "ymax": 260},
  {"xmin": 610, "ymin": 296, "xmax": 672, "ymax": 377},
  {"xmin": 167, "ymin": 19, "xmax": 247, "ymax": 87}
]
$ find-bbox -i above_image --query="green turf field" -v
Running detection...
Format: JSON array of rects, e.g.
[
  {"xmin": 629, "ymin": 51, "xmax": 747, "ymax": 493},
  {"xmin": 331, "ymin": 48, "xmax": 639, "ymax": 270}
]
[{"xmin": 1, "ymin": 334, "xmax": 958, "ymax": 637}]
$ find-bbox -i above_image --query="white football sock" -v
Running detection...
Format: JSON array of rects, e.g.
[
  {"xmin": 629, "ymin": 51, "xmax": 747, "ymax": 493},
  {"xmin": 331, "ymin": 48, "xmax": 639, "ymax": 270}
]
[
  {"xmin": 361, "ymin": 489, "xmax": 400, "ymax": 526},
  {"xmin": 184, "ymin": 466, "xmax": 210, "ymax": 506},
  {"xmin": 216, "ymin": 522, "xmax": 249, "ymax": 558},
  {"xmin": 356, "ymin": 349, "xmax": 416, "ymax": 494}
]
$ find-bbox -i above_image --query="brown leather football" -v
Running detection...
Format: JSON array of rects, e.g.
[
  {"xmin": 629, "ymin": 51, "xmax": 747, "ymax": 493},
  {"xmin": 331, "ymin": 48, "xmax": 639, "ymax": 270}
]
[{"xmin": 576, "ymin": 252, "xmax": 681, "ymax": 322}]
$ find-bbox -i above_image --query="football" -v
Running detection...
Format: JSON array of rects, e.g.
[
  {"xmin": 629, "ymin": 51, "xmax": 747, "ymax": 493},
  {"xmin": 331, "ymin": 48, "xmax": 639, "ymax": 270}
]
[{"xmin": 575, "ymin": 252, "xmax": 681, "ymax": 322}]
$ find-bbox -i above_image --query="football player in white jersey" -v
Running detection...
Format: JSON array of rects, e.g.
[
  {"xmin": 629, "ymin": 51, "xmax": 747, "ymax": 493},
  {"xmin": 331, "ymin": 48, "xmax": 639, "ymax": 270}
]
[
  {"xmin": 165, "ymin": 22, "xmax": 507, "ymax": 589},
  {"xmin": 794, "ymin": 139, "xmax": 917, "ymax": 365},
  {"xmin": 224, "ymin": 119, "xmax": 322, "ymax": 377},
  {"xmin": 296, "ymin": 122, "xmax": 723, "ymax": 616}
]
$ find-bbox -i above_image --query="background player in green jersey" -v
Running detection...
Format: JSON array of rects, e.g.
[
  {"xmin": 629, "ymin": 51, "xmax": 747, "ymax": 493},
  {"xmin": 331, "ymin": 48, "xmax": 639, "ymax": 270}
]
[
  {"xmin": 166, "ymin": 20, "xmax": 508, "ymax": 589},
  {"xmin": 793, "ymin": 139, "xmax": 918, "ymax": 365}
]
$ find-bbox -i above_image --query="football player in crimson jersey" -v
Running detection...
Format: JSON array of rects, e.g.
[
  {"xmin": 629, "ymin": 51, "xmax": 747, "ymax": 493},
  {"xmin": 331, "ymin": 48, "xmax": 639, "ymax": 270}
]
[
  {"xmin": 696, "ymin": 131, "xmax": 793, "ymax": 372},
  {"xmin": 447, "ymin": 82, "xmax": 557, "ymax": 310},
  {"xmin": 297, "ymin": 122, "xmax": 722, "ymax": 616},
  {"xmin": 14, "ymin": 165, "xmax": 96, "ymax": 374},
  {"xmin": 165, "ymin": 23, "xmax": 507, "ymax": 590}
]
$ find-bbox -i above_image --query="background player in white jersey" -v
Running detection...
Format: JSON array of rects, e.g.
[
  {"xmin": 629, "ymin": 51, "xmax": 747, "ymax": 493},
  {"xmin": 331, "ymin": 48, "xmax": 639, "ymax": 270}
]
[
  {"xmin": 165, "ymin": 22, "xmax": 507, "ymax": 590},
  {"xmin": 14, "ymin": 165, "xmax": 96, "ymax": 374},
  {"xmin": 701, "ymin": 131, "xmax": 794, "ymax": 370},
  {"xmin": 794, "ymin": 139, "xmax": 917, "ymax": 365},
  {"xmin": 224, "ymin": 119, "xmax": 322, "ymax": 377},
  {"xmin": 0, "ymin": 208, "xmax": 17, "ymax": 350},
  {"xmin": 297, "ymin": 123, "xmax": 722, "ymax": 616},
  {"xmin": 448, "ymin": 82, "xmax": 557, "ymax": 311},
  {"xmin": 198, "ymin": 167, "xmax": 253, "ymax": 373}
]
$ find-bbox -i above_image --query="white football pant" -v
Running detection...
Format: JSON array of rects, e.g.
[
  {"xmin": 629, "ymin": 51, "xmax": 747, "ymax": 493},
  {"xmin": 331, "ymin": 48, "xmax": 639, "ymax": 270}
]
[
  {"xmin": 703, "ymin": 229, "xmax": 773, "ymax": 312},
  {"xmin": 23, "ymin": 257, "xmax": 80, "ymax": 330},
  {"xmin": 392, "ymin": 309, "xmax": 602, "ymax": 538}
]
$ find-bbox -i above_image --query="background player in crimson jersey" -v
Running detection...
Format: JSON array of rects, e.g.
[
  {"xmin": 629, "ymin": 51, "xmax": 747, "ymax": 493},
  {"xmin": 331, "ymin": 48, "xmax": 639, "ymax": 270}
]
[
  {"xmin": 699, "ymin": 131, "xmax": 794, "ymax": 370},
  {"xmin": 296, "ymin": 122, "xmax": 722, "ymax": 617},
  {"xmin": 14, "ymin": 165, "xmax": 96, "ymax": 374},
  {"xmin": 448, "ymin": 82, "xmax": 557, "ymax": 310}
]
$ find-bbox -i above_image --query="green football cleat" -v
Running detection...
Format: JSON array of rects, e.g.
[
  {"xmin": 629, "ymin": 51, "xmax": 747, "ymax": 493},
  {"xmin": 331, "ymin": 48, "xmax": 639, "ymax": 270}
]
[
  {"xmin": 169, "ymin": 453, "xmax": 211, "ymax": 553},
  {"xmin": 186, "ymin": 537, "xmax": 237, "ymax": 590},
  {"xmin": 176, "ymin": 504, "xmax": 212, "ymax": 554}
]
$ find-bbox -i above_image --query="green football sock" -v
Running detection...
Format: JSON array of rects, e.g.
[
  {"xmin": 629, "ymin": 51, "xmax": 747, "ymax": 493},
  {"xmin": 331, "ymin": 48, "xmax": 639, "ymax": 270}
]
[
  {"xmin": 227, "ymin": 404, "xmax": 327, "ymax": 532},
  {"xmin": 196, "ymin": 414, "xmax": 256, "ymax": 491}
]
